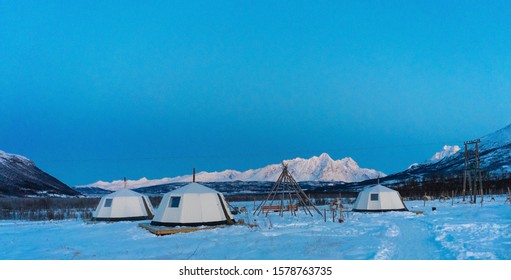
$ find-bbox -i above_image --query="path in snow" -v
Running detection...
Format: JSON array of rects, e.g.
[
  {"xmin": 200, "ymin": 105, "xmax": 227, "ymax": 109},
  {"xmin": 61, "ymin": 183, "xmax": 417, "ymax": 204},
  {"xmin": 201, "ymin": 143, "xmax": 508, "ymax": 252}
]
[{"xmin": 373, "ymin": 213, "xmax": 454, "ymax": 259}]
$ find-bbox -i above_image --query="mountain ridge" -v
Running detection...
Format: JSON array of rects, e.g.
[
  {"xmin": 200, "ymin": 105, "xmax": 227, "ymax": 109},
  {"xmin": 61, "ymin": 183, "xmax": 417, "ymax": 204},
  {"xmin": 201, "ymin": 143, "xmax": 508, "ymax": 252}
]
[
  {"xmin": 0, "ymin": 150, "xmax": 80, "ymax": 197},
  {"xmin": 76, "ymin": 152, "xmax": 386, "ymax": 191}
]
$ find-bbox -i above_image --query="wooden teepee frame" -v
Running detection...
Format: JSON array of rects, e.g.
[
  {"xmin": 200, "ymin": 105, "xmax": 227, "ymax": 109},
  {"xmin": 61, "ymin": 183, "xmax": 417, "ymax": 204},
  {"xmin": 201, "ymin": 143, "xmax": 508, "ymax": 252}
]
[{"xmin": 253, "ymin": 163, "xmax": 323, "ymax": 217}]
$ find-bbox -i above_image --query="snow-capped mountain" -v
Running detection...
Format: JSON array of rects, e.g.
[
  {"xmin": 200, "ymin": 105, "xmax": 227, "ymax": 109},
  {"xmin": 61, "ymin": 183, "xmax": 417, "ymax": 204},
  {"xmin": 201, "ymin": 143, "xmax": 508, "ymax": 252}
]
[
  {"xmin": 0, "ymin": 150, "xmax": 80, "ymax": 197},
  {"xmin": 408, "ymin": 145, "xmax": 461, "ymax": 169},
  {"xmin": 480, "ymin": 123, "xmax": 511, "ymax": 151},
  {"xmin": 427, "ymin": 145, "xmax": 461, "ymax": 163},
  {"xmin": 76, "ymin": 153, "xmax": 385, "ymax": 191},
  {"xmin": 385, "ymin": 123, "xmax": 511, "ymax": 182}
]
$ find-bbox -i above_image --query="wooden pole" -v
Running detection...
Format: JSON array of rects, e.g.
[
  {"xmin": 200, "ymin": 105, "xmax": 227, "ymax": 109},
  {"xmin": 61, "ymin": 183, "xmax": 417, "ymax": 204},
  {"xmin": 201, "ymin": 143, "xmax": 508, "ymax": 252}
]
[
  {"xmin": 324, "ymin": 209, "xmax": 326, "ymax": 222},
  {"xmin": 462, "ymin": 143, "xmax": 468, "ymax": 202},
  {"xmin": 280, "ymin": 189, "xmax": 284, "ymax": 217},
  {"xmin": 288, "ymin": 188, "xmax": 295, "ymax": 216},
  {"xmin": 468, "ymin": 172, "xmax": 475, "ymax": 203},
  {"xmin": 452, "ymin": 190, "xmax": 454, "ymax": 206},
  {"xmin": 480, "ymin": 186, "xmax": 484, "ymax": 207},
  {"xmin": 472, "ymin": 173, "xmax": 477, "ymax": 204},
  {"xmin": 477, "ymin": 141, "xmax": 483, "ymax": 205}
]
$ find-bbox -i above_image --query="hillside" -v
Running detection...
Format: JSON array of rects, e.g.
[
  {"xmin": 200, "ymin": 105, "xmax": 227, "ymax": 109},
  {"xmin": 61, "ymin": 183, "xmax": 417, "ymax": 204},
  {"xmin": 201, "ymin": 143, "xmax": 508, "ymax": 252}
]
[{"xmin": 0, "ymin": 150, "xmax": 80, "ymax": 197}]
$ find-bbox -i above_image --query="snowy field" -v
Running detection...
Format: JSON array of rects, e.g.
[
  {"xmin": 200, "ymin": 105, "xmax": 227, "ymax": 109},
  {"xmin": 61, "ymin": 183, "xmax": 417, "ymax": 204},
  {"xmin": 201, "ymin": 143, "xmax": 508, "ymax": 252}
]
[{"xmin": 1, "ymin": 197, "xmax": 510, "ymax": 260}]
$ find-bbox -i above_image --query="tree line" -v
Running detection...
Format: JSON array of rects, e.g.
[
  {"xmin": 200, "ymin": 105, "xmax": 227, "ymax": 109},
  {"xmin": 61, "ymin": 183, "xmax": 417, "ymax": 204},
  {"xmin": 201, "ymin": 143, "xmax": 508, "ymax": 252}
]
[{"xmin": 390, "ymin": 172, "xmax": 511, "ymax": 200}]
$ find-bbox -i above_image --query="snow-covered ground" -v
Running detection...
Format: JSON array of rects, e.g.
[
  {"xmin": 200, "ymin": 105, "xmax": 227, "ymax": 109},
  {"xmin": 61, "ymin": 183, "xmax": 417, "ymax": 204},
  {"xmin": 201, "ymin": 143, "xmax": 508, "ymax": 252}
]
[{"xmin": 1, "ymin": 196, "xmax": 510, "ymax": 260}]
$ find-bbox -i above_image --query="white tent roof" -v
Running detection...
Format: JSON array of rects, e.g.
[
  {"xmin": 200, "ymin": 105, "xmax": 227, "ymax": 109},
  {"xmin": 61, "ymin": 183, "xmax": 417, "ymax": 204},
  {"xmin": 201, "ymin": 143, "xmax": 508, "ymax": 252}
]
[
  {"xmin": 93, "ymin": 188, "xmax": 155, "ymax": 221},
  {"xmin": 353, "ymin": 184, "xmax": 408, "ymax": 212},
  {"xmin": 151, "ymin": 182, "xmax": 234, "ymax": 227},
  {"xmin": 103, "ymin": 188, "xmax": 146, "ymax": 198},
  {"xmin": 170, "ymin": 182, "xmax": 220, "ymax": 195},
  {"xmin": 362, "ymin": 184, "xmax": 398, "ymax": 194}
]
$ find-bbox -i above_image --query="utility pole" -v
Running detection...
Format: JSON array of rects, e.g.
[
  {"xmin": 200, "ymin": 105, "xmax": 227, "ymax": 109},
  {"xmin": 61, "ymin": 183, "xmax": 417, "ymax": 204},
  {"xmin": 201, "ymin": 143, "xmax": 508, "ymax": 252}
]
[{"xmin": 462, "ymin": 139, "xmax": 482, "ymax": 203}]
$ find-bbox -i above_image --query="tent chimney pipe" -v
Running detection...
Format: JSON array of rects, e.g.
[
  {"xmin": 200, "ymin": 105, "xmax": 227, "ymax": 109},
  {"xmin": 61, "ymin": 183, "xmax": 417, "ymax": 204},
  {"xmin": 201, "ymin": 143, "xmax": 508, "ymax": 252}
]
[
  {"xmin": 124, "ymin": 177, "xmax": 126, "ymax": 189},
  {"xmin": 193, "ymin": 168, "xmax": 196, "ymax": 182}
]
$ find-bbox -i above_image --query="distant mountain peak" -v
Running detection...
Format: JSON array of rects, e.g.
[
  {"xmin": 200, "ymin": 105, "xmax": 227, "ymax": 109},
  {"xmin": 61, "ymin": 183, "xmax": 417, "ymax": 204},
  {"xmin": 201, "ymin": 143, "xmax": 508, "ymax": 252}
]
[
  {"xmin": 318, "ymin": 152, "xmax": 332, "ymax": 160},
  {"xmin": 408, "ymin": 145, "xmax": 462, "ymax": 169},
  {"xmin": 428, "ymin": 145, "xmax": 461, "ymax": 163}
]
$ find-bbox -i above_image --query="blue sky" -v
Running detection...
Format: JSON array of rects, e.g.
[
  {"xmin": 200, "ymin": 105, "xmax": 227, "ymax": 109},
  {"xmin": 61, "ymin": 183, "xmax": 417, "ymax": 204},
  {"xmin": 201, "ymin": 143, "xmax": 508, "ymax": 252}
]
[{"xmin": 1, "ymin": 1, "xmax": 511, "ymax": 186}]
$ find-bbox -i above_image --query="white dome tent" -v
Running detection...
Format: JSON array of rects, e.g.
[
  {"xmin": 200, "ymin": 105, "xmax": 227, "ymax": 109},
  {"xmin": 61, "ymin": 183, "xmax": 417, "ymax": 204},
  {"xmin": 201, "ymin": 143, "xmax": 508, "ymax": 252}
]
[
  {"xmin": 353, "ymin": 184, "xmax": 408, "ymax": 212},
  {"xmin": 92, "ymin": 178, "xmax": 155, "ymax": 221},
  {"xmin": 151, "ymin": 182, "xmax": 234, "ymax": 227}
]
